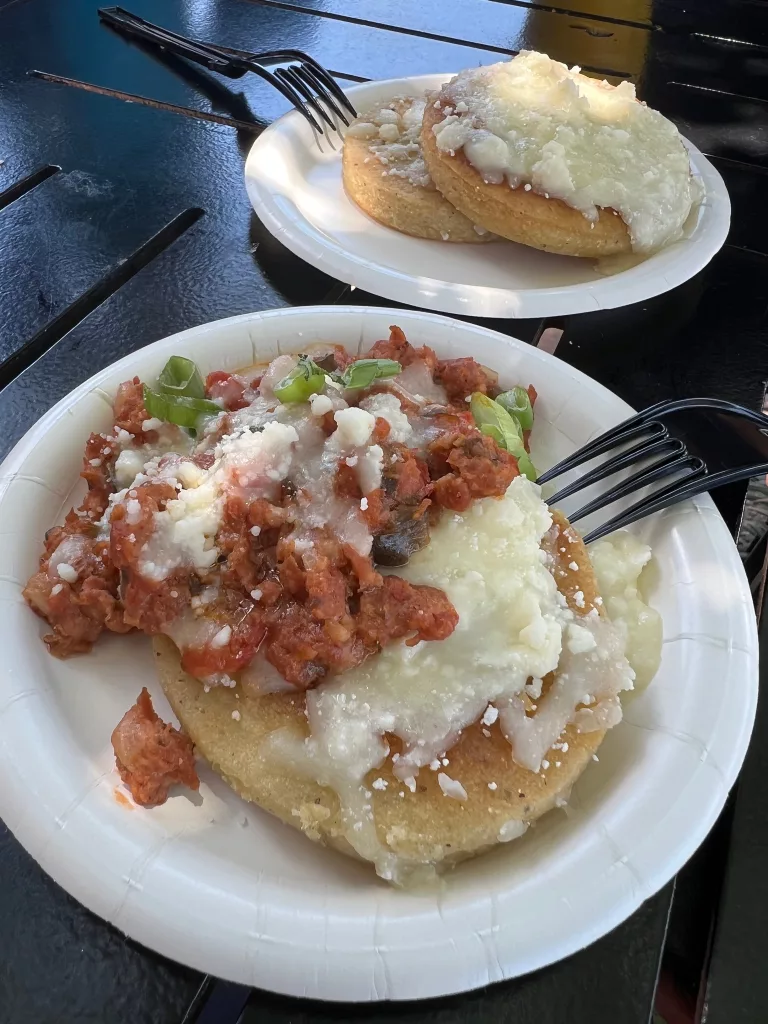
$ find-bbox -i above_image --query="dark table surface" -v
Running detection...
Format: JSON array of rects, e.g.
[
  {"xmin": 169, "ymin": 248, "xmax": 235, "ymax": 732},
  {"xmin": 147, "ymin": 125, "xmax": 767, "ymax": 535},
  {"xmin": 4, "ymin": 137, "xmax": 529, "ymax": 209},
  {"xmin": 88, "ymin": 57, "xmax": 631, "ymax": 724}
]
[{"xmin": 1, "ymin": 1, "xmax": 767, "ymax": 1022}]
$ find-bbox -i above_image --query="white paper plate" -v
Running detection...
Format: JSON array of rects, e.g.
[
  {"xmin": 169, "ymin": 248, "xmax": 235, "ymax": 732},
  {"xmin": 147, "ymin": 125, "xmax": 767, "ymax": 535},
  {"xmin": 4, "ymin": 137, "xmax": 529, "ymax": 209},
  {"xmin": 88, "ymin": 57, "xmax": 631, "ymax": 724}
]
[
  {"xmin": 244, "ymin": 75, "xmax": 731, "ymax": 318},
  {"xmin": 0, "ymin": 307, "xmax": 756, "ymax": 1000}
]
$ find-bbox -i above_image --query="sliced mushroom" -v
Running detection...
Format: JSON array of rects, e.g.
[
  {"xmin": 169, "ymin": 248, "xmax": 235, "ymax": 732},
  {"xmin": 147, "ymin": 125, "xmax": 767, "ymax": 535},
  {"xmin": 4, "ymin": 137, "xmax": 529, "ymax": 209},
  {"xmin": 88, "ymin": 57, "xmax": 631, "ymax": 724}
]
[{"xmin": 372, "ymin": 510, "xmax": 430, "ymax": 567}]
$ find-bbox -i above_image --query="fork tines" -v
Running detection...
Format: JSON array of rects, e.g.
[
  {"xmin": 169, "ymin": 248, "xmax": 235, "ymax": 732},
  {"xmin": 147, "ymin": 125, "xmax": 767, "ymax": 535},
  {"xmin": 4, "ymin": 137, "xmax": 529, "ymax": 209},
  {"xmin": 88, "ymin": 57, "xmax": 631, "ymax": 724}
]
[
  {"xmin": 98, "ymin": 7, "xmax": 357, "ymax": 136},
  {"xmin": 539, "ymin": 397, "xmax": 768, "ymax": 542},
  {"xmin": 537, "ymin": 402, "xmax": 715, "ymax": 543}
]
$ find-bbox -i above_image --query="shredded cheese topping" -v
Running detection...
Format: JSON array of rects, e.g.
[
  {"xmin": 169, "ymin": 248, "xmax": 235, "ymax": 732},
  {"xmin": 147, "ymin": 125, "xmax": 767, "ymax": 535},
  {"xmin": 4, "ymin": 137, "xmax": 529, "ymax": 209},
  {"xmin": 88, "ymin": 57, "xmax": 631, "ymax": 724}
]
[{"xmin": 433, "ymin": 51, "xmax": 701, "ymax": 253}]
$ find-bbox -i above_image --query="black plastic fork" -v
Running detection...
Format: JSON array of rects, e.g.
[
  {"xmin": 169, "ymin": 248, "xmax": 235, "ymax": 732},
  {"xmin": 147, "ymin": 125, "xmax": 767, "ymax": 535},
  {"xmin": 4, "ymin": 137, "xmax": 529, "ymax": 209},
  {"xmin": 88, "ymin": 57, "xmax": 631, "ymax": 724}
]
[
  {"xmin": 538, "ymin": 398, "xmax": 768, "ymax": 543},
  {"xmin": 98, "ymin": 7, "xmax": 357, "ymax": 135}
]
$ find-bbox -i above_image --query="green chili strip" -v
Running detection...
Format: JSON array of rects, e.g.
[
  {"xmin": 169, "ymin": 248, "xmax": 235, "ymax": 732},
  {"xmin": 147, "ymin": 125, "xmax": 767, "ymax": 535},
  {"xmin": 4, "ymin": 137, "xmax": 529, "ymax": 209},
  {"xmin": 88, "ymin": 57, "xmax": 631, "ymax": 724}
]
[
  {"xmin": 274, "ymin": 355, "xmax": 326, "ymax": 404},
  {"xmin": 469, "ymin": 391, "xmax": 537, "ymax": 481},
  {"xmin": 337, "ymin": 358, "xmax": 401, "ymax": 390},
  {"xmin": 496, "ymin": 387, "xmax": 534, "ymax": 432},
  {"xmin": 143, "ymin": 385, "xmax": 220, "ymax": 429},
  {"xmin": 470, "ymin": 393, "xmax": 522, "ymax": 449},
  {"xmin": 157, "ymin": 355, "xmax": 206, "ymax": 400}
]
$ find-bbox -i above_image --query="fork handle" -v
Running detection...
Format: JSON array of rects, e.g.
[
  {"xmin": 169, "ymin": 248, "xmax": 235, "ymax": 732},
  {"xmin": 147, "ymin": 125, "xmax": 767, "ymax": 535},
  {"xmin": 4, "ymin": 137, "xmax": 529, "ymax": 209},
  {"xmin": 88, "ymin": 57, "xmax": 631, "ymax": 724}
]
[{"xmin": 98, "ymin": 7, "xmax": 247, "ymax": 79}]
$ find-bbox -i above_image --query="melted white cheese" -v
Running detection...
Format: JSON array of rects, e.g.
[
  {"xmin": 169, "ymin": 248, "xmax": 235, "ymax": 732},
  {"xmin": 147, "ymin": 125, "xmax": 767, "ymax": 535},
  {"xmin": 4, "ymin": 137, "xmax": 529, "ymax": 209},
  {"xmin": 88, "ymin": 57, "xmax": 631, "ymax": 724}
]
[
  {"xmin": 268, "ymin": 477, "xmax": 638, "ymax": 879},
  {"xmin": 590, "ymin": 531, "xmax": 662, "ymax": 689},
  {"xmin": 433, "ymin": 51, "xmax": 701, "ymax": 253}
]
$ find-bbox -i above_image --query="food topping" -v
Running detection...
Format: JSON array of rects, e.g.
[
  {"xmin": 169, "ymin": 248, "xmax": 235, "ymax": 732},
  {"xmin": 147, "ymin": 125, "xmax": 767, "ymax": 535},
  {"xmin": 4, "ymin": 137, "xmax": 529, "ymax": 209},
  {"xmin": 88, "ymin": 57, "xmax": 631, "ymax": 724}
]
[
  {"xmin": 28, "ymin": 328, "xmax": 532, "ymax": 695},
  {"xmin": 111, "ymin": 688, "xmax": 199, "ymax": 807},
  {"xmin": 347, "ymin": 97, "xmax": 432, "ymax": 188},
  {"xmin": 23, "ymin": 323, "xmax": 663, "ymax": 881},
  {"xmin": 270, "ymin": 476, "xmax": 636, "ymax": 879},
  {"xmin": 432, "ymin": 51, "xmax": 701, "ymax": 253}
]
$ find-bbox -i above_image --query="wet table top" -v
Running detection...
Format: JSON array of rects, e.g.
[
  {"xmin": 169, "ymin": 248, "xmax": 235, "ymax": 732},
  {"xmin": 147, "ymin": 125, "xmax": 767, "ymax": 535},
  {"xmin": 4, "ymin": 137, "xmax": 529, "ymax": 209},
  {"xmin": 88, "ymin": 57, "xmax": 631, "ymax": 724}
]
[{"xmin": 0, "ymin": 1, "xmax": 767, "ymax": 1022}]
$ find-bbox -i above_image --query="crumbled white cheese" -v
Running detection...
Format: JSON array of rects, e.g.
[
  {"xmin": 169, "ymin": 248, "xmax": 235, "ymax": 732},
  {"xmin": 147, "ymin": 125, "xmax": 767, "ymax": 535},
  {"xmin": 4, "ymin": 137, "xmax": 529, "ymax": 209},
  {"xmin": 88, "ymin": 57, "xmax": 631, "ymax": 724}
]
[
  {"xmin": 176, "ymin": 461, "xmax": 206, "ymax": 489},
  {"xmin": 372, "ymin": 778, "xmax": 388, "ymax": 790},
  {"xmin": 433, "ymin": 51, "xmax": 700, "ymax": 253},
  {"xmin": 125, "ymin": 499, "xmax": 142, "ymax": 524},
  {"xmin": 357, "ymin": 444, "xmax": 384, "ymax": 495},
  {"xmin": 141, "ymin": 417, "xmax": 164, "ymax": 432},
  {"xmin": 139, "ymin": 478, "xmax": 222, "ymax": 581},
  {"xmin": 309, "ymin": 393, "xmax": 333, "ymax": 417},
  {"xmin": 57, "ymin": 563, "xmax": 78, "ymax": 584},
  {"xmin": 378, "ymin": 122, "xmax": 400, "ymax": 143},
  {"xmin": 250, "ymin": 589, "xmax": 263, "ymax": 601},
  {"xmin": 250, "ymin": 525, "xmax": 261, "ymax": 537},
  {"xmin": 218, "ymin": 420, "xmax": 298, "ymax": 487},
  {"xmin": 481, "ymin": 705, "xmax": 499, "ymax": 727},
  {"xmin": 488, "ymin": 781, "xmax": 497, "ymax": 791},
  {"xmin": 525, "ymin": 678, "xmax": 543, "ymax": 699},
  {"xmin": 590, "ymin": 531, "xmax": 662, "ymax": 689},
  {"xmin": 359, "ymin": 393, "xmax": 413, "ymax": 443},
  {"xmin": 211, "ymin": 625, "xmax": 232, "ymax": 648},
  {"xmin": 333, "ymin": 407, "xmax": 375, "ymax": 448},
  {"xmin": 114, "ymin": 448, "xmax": 148, "ymax": 488},
  {"xmin": 438, "ymin": 773, "xmax": 468, "ymax": 801},
  {"xmin": 498, "ymin": 819, "xmax": 528, "ymax": 843},
  {"xmin": 231, "ymin": 709, "xmax": 241, "ymax": 721},
  {"xmin": 566, "ymin": 623, "xmax": 598, "ymax": 654},
  {"xmin": 50, "ymin": 583, "xmax": 63, "ymax": 596}
]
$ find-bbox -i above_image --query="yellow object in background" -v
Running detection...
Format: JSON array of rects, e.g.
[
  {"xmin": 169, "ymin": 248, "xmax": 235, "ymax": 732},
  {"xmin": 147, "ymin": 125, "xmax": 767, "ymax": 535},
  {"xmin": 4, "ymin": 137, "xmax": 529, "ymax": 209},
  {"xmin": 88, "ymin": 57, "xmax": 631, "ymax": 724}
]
[{"xmin": 524, "ymin": 1, "xmax": 650, "ymax": 85}]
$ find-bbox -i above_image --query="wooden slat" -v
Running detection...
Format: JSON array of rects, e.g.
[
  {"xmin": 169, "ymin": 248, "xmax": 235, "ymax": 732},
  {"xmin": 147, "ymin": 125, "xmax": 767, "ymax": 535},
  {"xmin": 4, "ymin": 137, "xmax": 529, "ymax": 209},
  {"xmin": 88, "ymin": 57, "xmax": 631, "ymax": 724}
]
[
  {"xmin": 703, "ymin": 587, "xmax": 768, "ymax": 1024},
  {"xmin": 660, "ymin": 83, "xmax": 768, "ymax": 170},
  {"xmin": 546, "ymin": 245, "xmax": 768, "ymax": 414},
  {"xmin": 0, "ymin": 821, "xmax": 204, "ymax": 1024},
  {"xmin": 0, "ymin": 72, "xmax": 337, "ymax": 454},
  {"xmin": 651, "ymin": 0, "xmax": 768, "ymax": 44},
  {"xmin": 0, "ymin": 170, "xmax": 195, "ymax": 365},
  {"xmin": 489, "ymin": 0, "xmax": 653, "ymax": 29},
  {"xmin": 643, "ymin": 31, "xmax": 768, "ymax": 103},
  {"xmin": 248, "ymin": 0, "xmax": 646, "ymax": 78},
  {"xmin": 710, "ymin": 158, "xmax": 768, "ymax": 256}
]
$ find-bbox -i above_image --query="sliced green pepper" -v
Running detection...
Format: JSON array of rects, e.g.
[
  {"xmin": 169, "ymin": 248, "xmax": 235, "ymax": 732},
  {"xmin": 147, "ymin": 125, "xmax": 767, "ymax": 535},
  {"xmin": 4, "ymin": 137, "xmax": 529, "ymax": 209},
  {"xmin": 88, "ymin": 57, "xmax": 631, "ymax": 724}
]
[
  {"xmin": 337, "ymin": 358, "xmax": 402, "ymax": 390},
  {"xmin": 469, "ymin": 392, "xmax": 537, "ymax": 481},
  {"xmin": 274, "ymin": 355, "xmax": 326, "ymax": 404},
  {"xmin": 470, "ymin": 393, "xmax": 522, "ymax": 449},
  {"xmin": 496, "ymin": 387, "xmax": 534, "ymax": 432},
  {"xmin": 143, "ymin": 385, "xmax": 220, "ymax": 429},
  {"xmin": 157, "ymin": 356, "xmax": 207, "ymax": 400}
]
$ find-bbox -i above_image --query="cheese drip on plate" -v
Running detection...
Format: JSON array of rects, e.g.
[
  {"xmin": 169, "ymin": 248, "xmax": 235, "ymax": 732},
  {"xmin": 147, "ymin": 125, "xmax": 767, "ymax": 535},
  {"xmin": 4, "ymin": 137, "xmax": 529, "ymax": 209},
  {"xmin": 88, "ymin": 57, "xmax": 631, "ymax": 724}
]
[
  {"xmin": 269, "ymin": 477, "xmax": 642, "ymax": 882},
  {"xmin": 432, "ymin": 50, "xmax": 702, "ymax": 253}
]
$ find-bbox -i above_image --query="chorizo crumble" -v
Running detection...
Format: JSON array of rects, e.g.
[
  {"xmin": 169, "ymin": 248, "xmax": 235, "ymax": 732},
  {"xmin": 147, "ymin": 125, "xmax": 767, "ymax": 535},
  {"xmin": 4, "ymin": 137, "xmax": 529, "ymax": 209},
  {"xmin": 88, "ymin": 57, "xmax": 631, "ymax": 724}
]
[{"xmin": 24, "ymin": 327, "xmax": 537, "ymax": 806}]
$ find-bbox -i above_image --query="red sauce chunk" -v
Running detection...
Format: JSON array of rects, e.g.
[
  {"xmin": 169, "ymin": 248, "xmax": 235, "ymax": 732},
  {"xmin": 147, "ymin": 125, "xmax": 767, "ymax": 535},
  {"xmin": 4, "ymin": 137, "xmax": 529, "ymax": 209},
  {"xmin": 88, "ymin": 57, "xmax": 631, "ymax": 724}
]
[
  {"xmin": 205, "ymin": 371, "xmax": 251, "ymax": 411},
  {"xmin": 111, "ymin": 688, "xmax": 199, "ymax": 807}
]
